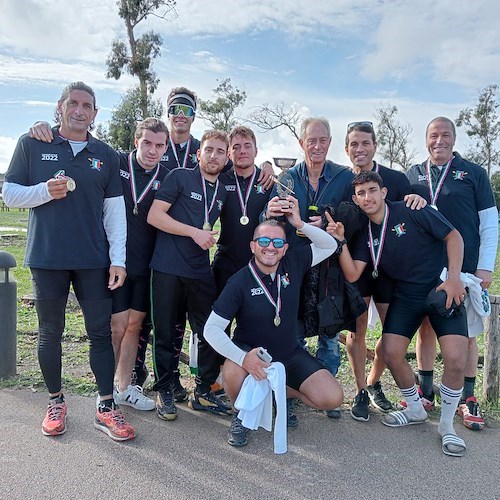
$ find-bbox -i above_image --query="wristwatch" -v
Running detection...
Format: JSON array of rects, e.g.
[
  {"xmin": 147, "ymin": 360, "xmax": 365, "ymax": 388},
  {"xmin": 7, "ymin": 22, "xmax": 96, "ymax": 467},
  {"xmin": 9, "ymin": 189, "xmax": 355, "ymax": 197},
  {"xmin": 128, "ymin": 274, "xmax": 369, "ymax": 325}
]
[{"xmin": 337, "ymin": 238, "xmax": 347, "ymax": 247}]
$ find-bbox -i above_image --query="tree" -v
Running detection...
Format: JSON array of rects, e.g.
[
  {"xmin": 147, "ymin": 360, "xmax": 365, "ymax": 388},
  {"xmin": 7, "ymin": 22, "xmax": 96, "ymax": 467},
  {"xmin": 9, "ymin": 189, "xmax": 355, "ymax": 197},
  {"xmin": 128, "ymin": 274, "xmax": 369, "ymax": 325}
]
[
  {"xmin": 456, "ymin": 84, "xmax": 500, "ymax": 179},
  {"xmin": 490, "ymin": 171, "xmax": 500, "ymax": 208},
  {"xmin": 106, "ymin": 85, "xmax": 164, "ymax": 151},
  {"xmin": 106, "ymin": 0, "xmax": 176, "ymax": 119},
  {"xmin": 374, "ymin": 103, "xmax": 416, "ymax": 171},
  {"xmin": 198, "ymin": 78, "xmax": 247, "ymax": 132},
  {"xmin": 248, "ymin": 102, "xmax": 302, "ymax": 141}
]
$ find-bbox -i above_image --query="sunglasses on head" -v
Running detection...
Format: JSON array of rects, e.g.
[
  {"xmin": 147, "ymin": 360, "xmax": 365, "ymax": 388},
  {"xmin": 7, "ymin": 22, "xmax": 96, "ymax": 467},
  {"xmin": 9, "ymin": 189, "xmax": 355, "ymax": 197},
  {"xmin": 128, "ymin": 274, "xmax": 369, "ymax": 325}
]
[
  {"xmin": 168, "ymin": 104, "xmax": 195, "ymax": 117},
  {"xmin": 253, "ymin": 237, "xmax": 287, "ymax": 249},
  {"xmin": 347, "ymin": 121, "xmax": 373, "ymax": 130}
]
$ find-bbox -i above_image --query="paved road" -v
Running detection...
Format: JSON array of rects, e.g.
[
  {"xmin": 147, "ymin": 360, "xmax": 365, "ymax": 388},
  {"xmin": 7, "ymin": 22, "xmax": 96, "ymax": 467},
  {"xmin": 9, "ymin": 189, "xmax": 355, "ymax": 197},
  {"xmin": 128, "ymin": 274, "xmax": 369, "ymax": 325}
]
[{"xmin": 0, "ymin": 388, "xmax": 499, "ymax": 500}]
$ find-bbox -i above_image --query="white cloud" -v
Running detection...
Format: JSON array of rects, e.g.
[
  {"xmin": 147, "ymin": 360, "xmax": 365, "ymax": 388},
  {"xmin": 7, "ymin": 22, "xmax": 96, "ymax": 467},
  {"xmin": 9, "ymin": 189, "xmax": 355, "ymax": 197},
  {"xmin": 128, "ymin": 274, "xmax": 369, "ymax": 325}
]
[{"xmin": 0, "ymin": 136, "xmax": 18, "ymax": 174}]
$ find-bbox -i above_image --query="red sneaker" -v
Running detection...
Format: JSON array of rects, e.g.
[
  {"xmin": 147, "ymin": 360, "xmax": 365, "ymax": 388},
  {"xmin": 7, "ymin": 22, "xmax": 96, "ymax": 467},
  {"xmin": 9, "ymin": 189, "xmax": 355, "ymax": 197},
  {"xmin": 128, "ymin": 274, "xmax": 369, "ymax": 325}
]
[
  {"xmin": 42, "ymin": 398, "xmax": 67, "ymax": 436},
  {"xmin": 397, "ymin": 387, "xmax": 435, "ymax": 411},
  {"xmin": 457, "ymin": 396, "xmax": 484, "ymax": 431},
  {"xmin": 94, "ymin": 405, "xmax": 135, "ymax": 441}
]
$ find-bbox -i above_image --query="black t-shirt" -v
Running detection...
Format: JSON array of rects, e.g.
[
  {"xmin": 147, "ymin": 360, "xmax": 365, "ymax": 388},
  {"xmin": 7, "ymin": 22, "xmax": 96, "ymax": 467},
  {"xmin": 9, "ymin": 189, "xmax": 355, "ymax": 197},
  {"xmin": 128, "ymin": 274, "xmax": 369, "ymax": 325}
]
[
  {"xmin": 353, "ymin": 201, "xmax": 455, "ymax": 296},
  {"xmin": 6, "ymin": 128, "xmax": 122, "ymax": 269},
  {"xmin": 150, "ymin": 166, "xmax": 226, "ymax": 279},
  {"xmin": 118, "ymin": 151, "xmax": 169, "ymax": 276},
  {"xmin": 160, "ymin": 135, "xmax": 200, "ymax": 172},
  {"xmin": 406, "ymin": 153, "xmax": 495, "ymax": 273},
  {"xmin": 213, "ymin": 246, "xmax": 312, "ymax": 361},
  {"xmin": 212, "ymin": 167, "xmax": 272, "ymax": 275}
]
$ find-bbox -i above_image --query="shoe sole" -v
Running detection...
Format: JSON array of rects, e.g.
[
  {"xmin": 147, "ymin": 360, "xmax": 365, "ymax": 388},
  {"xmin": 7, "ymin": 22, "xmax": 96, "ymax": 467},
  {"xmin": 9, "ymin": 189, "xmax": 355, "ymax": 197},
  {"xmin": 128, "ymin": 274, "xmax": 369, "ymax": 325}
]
[
  {"xmin": 228, "ymin": 437, "xmax": 248, "ymax": 447},
  {"xmin": 382, "ymin": 418, "xmax": 427, "ymax": 428},
  {"xmin": 116, "ymin": 399, "xmax": 155, "ymax": 411},
  {"xmin": 188, "ymin": 399, "xmax": 232, "ymax": 416},
  {"xmin": 156, "ymin": 409, "xmax": 177, "ymax": 421},
  {"xmin": 350, "ymin": 411, "xmax": 370, "ymax": 422},
  {"xmin": 93, "ymin": 422, "xmax": 135, "ymax": 441},
  {"xmin": 369, "ymin": 399, "xmax": 393, "ymax": 413},
  {"xmin": 463, "ymin": 421, "xmax": 484, "ymax": 431}
]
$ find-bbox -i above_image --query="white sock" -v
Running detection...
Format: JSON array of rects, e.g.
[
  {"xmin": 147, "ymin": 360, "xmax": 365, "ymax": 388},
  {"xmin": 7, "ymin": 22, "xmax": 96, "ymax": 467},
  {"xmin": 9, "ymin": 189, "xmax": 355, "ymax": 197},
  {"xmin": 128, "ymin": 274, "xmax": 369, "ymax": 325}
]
[
  {"xmin": 438, "ymin": 383, "xmax": 462, "ymax": 437},
  {"xmin": 401, "ymin": 385, "xmax": 427, "ymax": 419}
]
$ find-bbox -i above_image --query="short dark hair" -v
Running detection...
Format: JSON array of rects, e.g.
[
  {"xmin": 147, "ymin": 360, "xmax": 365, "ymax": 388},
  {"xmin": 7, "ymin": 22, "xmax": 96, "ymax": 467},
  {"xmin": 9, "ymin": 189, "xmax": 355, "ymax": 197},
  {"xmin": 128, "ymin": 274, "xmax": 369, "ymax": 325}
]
[
  {"xmin": 345, "ymin": 123, "xmax": 377, "ymax": 147},
  {"xmin": 200, "ymin": 129, "xmax": 229, "ymax": 150},
  {"xmin": 426, "ymin": 116, "xmax": 456, "ymax": 139},
  {"xmin": 54, "ymin": 81, "xmax": 97, "ymax": 128},
  {"xmin": 229, "ymin": 125, "xmax": 257, "ymax": 148},
  {"xmin": 352, "ymin": 171, "xmax": 384, "ymax": 190},
  {"xmin": 134, "ymin": 118, "xmax": 169, "ymax": 141},
  {"xmin": 253, "ymin": 219, "xmax": 285, "ymax": 239}
]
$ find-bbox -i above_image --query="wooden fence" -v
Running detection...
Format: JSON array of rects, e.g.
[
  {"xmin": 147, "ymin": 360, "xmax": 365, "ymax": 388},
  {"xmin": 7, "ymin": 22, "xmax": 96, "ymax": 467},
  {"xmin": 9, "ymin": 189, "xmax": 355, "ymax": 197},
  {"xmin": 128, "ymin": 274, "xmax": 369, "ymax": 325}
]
[{"xmin": 484, "ymin": 294, "xmax": 500, "ymax": 404}]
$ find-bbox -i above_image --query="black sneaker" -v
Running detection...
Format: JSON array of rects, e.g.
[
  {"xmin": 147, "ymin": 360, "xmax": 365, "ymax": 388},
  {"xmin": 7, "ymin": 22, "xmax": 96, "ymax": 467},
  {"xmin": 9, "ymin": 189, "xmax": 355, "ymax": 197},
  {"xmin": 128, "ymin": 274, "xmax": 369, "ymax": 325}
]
[
  {"xmin": 171, "ymin": 374, "xmax": 188, "ymax": 403},
  {"xmin": 351, "ymin": 389, "xmax": 370, "ymax": 421},
  {"xmin": 326, "ymin": 408, "xmax": 342, "ymax": 419},
  {"xmin": 156, "ymin": 389, "xmax": 177, "ymax": 421},
  {"xmin": 366, "ymin": 381, "xmax": 393, "ymax": 412},
  {"xmin": 287, "ymin": 398, "xmax": 298, "ymax": 427},
  {"xmin": 227, "ymin": 414, "xmax": 248, "ymax": 447},
  {"xmin": 188, "ymin": 388, "xmax": 233, "ymax": 416}
]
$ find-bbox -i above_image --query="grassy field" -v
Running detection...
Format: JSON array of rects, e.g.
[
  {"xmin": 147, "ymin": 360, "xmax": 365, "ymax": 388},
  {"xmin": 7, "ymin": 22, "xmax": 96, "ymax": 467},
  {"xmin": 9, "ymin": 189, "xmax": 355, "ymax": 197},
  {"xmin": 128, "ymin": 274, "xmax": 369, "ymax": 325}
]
[{"xmin": 0, "ymin": 209, "xmax": 498, "ymax": 420}]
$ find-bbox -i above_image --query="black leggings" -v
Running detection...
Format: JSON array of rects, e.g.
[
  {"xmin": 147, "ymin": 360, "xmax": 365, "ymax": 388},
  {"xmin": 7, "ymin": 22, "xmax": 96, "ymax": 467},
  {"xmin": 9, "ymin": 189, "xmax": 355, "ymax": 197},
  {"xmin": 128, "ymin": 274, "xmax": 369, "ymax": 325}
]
[{"xmin": 31, "ymin": 268, "xmax": 114, "ymax": 396}]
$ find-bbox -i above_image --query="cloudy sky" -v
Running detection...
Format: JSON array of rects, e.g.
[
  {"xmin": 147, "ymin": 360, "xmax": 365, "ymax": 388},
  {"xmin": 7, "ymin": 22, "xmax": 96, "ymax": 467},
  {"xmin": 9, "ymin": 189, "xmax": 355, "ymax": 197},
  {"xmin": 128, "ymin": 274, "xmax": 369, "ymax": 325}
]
[{"xmin": 0, "ymin": 0, "xmax": 499, "ymax": 173}]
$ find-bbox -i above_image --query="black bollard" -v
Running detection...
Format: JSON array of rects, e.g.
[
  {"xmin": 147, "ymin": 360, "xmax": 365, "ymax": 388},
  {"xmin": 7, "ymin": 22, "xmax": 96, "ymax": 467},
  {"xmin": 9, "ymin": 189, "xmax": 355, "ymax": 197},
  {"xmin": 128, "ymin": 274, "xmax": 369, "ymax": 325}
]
[{"xmin": 0, "ymin": 250, "xmax": 17, "ymax": 379}]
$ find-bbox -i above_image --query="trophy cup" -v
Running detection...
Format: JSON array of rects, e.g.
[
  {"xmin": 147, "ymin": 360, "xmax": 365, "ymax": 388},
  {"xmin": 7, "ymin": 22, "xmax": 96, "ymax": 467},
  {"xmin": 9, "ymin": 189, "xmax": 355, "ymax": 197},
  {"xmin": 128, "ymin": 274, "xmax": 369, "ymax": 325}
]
[{"xmin": 272, "ymin": 157, "xmax": 296, "ymax": 200}]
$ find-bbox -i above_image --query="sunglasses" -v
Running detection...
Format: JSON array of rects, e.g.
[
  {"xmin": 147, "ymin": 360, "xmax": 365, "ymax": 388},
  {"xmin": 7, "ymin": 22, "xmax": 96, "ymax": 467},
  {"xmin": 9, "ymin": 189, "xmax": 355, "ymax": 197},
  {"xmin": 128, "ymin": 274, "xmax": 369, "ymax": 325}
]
[
  {"xmin": 347, "ymin": 121, "xmax": 373, "ymax": 130},
  {"xmin": 253, "ymin": 237, "xmax": 287, "ymax": 249},
  {"xmin": 168, "ymin": 104, "xmax": 195, "ymax": 117}
]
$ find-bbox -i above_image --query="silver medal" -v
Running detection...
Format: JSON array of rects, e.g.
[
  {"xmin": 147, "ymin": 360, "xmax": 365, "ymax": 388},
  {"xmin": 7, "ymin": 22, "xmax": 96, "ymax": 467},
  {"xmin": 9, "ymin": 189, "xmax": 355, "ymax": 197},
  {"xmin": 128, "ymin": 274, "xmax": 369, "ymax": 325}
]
[
  {"xmin": 274, "ymin": 316, "xmax": 281, "ymax": 327},
  {"xmin": 203, "ymin": 223, "xmax": 212, "ymax": 231},
  {"xmin": 66, "ymin": 178, "xmax": 76, "ymax": 192},
  {"xmin": 240, "ymin": 215, "xmax": 249, "ymax": 225},
  {"xmin": 133, "ymin": 205, "xmax": 139, "ymax": 216},
  {"xmin": 372, "ymin": 269, "xmax": 378, "ymax": 279}
]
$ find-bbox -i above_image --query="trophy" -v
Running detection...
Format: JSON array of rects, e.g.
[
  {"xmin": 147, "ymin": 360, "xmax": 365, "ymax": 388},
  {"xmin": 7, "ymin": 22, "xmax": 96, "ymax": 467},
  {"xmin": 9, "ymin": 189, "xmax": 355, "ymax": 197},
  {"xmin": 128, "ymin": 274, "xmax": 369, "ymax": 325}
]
[{"xmin": 272, "ymin": 157, "xmax": 296, "ymax": 200}]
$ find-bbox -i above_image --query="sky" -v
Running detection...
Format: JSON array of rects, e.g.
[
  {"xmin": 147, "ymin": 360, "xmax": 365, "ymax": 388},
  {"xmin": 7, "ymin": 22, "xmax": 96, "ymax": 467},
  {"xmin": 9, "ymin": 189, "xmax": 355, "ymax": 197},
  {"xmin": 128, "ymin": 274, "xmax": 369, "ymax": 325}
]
[{"xmin": 0, "ymin": 0, "xmax": 499, "ymax": 173}]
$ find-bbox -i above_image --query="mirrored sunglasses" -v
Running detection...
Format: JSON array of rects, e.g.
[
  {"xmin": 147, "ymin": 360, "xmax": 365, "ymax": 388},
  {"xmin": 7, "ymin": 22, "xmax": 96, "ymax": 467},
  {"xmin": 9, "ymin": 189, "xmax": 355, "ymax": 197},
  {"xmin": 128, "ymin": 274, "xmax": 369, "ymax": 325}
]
[
  {"xmin": 347, "ymin": 121, "xmax": 373, "ymax": 130},
  {"xmin": 253, "ymin": 237, "xmax": 286, "ymax": 249},
  {"xmin": 168, "ymin": 104, "xmax": 195, "ymax": 117}
]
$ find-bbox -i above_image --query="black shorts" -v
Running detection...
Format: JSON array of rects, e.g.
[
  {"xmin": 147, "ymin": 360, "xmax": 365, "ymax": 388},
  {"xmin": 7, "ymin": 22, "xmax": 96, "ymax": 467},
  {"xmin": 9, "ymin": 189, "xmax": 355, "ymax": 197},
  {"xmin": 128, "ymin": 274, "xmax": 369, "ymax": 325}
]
[
  {"xmin": 357, "ymin": 267, "xmax": 394, "ymax": 304},
  {"xmin": 112, "ymin": 274, "xmax": 149, "ymax": 314},
  {"xmin": 383, "ymin": 293, "xmax": 468, "ymax": 340},
  {"xmin": 234, "ymin": 341, "xmax": 324, "ymax": 391}
]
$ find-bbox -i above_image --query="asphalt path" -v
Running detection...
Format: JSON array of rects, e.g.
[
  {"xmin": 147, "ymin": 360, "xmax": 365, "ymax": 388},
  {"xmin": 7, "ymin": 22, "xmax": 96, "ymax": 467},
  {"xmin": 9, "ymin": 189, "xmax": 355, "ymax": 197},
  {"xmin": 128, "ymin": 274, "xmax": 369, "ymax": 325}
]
[{"xmin": 0, "ymin": 388, "xmax": 499, "ymax": 499}]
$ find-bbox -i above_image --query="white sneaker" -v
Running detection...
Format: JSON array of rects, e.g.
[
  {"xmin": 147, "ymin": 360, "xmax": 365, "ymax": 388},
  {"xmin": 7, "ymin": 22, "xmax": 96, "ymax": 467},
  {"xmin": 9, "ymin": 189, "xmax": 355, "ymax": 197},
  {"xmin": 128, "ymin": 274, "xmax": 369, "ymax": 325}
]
[{"xmin": 114, "ymin": 385, "xmax": 155, "ymax": 411}]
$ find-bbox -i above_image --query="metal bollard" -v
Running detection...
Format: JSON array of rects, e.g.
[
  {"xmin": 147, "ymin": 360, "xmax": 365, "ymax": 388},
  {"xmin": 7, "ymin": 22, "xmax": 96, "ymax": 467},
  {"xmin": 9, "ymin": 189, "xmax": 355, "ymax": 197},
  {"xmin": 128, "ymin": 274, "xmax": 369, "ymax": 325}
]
[{"xmin": 0, "ymin": 250, "xmax": 17, "ymax": 379}]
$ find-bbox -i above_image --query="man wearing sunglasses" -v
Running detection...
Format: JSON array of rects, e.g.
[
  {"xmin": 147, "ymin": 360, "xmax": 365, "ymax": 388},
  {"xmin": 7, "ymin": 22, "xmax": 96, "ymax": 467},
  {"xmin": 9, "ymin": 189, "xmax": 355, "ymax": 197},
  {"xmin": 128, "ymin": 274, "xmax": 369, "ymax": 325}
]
[
  {"xmin": 343, "ymin": 121, "xmax": 426, "ymax": 422},
  {"xmin": 204, "ymin": 200, "xmax": 343, "ymax": 447}
]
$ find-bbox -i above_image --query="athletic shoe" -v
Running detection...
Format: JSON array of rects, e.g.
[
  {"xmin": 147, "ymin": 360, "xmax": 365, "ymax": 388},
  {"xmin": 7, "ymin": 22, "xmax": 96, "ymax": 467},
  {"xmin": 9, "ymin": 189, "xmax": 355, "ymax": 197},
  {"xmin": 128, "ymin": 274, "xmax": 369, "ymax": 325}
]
[
  {"xmin": 287, "ymin": 398, "xmax": 298, "ymax": 427},
  {"xmin": 156, "ymin": 389, "xmax": 177, "ymax": 421},
  {"xmin": 227, "ymin": 414, "xmax": 248, "ymax": 447},
  {"xmin": 94, "ymin": 403, "xmax": 135, "ymax": 441},
  {"xmin": 114, "ymin": 385, "xmax": 155, "ymax": 411},
  {"xmin": 457, "ymin": 396, "xmax": 484, "ymax": 431},
  {"xmin": 188, "ymin": 388, "xmax": 233, "ymax": 416},
  {"xmin": 326, "ymin": 408, "xmax": 342, "ymax": 419},
  {"xmin": 351, "ymin": 389, "xmax": 370, "ymax": 421},
  {"xmin": 131, "ymin": 364, "xmax": 152, "ymax": 389},
  {"xmin": 398, "ymin": 387, "xmax": 435, "ymax": 411},
  {"xmin": 42, "ymin": 396, "xmax": 67, "ymax": 436},
  {"xmin": 171, "ymin": 375, "xmax": 188, "ymax": 403},
  {"xmin": 366, "ymin": 381, "xmax": 393, "ymax": 412}
]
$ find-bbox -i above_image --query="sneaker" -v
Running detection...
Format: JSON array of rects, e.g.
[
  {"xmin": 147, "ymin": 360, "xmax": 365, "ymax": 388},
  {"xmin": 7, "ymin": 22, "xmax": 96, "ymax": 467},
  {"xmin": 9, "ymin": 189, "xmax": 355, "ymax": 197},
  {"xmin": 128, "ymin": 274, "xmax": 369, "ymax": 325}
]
[
  {"xmin": 351, "ymin": 389, "xmax": 370, "ymax": 421},
  {"xmin": 398, "ymin": 387, "xmax": 435, "ymax": 411},
  {"xmin": 156, "ymin": 389, "xmax": 177, "ymax": 421},
  {"xmin": 227, "ymin": 414, "xmax": 248, "ymax": 447},
  {"xmin": 188, "ymin": 388, "xmax": 233, "ymax": 416},
  {"xmin": 367, "ymin": 381, "xmax": 393, "ymax": 412},
  {"xmin": 287, "ymin": 398, "xmax": 298, "ymax": 427},
  {"xmin": 171, "ymin": 375, "xmax": 188, "ymax": 403},
  {"xmin": 326, "ymin": 408, "xmax": 342, "ymax": 419},
  {"xmin": 42, "ymin": 396, "xmax": 67, "ymax": 436},
  {"xmin": 457, "ymin": 396, "xmax": 484, "ymax": 431},
  {"xmin": 131, "ymin": 364, "xmax": 152, "ymax": 389},
  {"xmin": 94, "ymin": 403, "xmax": 135, "ymax": 441},
  {"xmin": 115, "ymin": 385, "xmax": 155, "ymax": 411}
]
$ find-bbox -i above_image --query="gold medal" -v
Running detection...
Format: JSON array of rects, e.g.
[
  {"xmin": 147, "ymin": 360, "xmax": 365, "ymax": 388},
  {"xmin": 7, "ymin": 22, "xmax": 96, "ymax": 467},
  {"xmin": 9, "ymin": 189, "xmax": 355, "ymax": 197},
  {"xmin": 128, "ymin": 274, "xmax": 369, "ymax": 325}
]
[
  {"xmin": 240, "ymin": 215, "xmax": 249, "ymax": 225},
  {"xmin": 203, "ymin": 223, "xmax": 212, "ymax": 231},
  {"xmin": 66, "ymin": 178, "xmax": 76, "ymax": 192},
  {"xmin": 274, "ymin": 316, "xmax": 281, "ymax": 327}
]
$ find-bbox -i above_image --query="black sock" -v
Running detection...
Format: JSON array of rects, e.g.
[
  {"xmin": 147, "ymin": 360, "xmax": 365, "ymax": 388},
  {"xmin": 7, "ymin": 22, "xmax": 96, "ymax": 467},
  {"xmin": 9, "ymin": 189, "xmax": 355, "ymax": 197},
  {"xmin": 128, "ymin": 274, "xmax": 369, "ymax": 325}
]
[
  {"xmin": 462, "ymin": 377, "xmax": 476, "ymax": 401},
  {"xmin": 418, "ymin": 370, "xmax": 434, "ymax": 397},
  {"xmin": 49, "ymin": 394, "xmax": 64, "ymax": 403},
  {"xmin": 98, "ymin": 398, "xmax": 115, "ymax": 412}
]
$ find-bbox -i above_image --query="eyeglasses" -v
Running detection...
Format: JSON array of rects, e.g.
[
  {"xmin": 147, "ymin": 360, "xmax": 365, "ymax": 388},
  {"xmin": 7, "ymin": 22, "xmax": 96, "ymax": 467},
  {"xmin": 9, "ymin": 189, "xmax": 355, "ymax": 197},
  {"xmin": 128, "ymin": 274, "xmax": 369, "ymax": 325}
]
[
  {"xmin": 253, "ymin": 237, "xmax": 287, "ymax": 249},
  {"xmin": 347, "ymin": 121, "xmax": 373, "ymax": 130},
  {"xmin": 168, "ymin": 104, "xmax": 195, "ymax": 117}
]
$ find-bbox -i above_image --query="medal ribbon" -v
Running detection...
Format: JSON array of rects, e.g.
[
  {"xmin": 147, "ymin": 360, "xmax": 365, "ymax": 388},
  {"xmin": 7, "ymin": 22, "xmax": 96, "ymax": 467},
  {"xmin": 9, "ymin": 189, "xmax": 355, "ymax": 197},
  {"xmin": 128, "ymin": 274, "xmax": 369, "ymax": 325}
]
[
  {"xmin": 128, "ymin": 153, "xmax": 160, "ymax": 211},
  {"xmin": 373, "ymin": 161, "xmax": 380, "ymax": 173},
  {"xmin": 368, "ymin": 204, "xmax": 390, "ymax": 275},
  {"xmin": 201, "ymin": 171, "xmax": 219, "ymax": 227},
  {"xmin": 234, "ymin": 167, "xmax": 257, "ymax": 218},
  {"xmin": 425, "ymin": 155, "xmax": 454, "ymax": 206},
  {"xmin": 248, "ymin": 260, "xmax": 281, "ymax": 322},
  {"xmin": 169, "ymin": 137, "xmax": 192, "ymax": 169}
]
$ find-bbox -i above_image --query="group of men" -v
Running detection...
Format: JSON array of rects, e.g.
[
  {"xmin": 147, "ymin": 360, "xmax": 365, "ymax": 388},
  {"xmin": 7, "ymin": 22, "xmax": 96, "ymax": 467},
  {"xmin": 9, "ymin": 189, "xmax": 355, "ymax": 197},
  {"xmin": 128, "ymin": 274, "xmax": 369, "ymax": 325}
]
[{"xmin": 3, "ymin": 81, "xmax": 497, "ymax": 458}]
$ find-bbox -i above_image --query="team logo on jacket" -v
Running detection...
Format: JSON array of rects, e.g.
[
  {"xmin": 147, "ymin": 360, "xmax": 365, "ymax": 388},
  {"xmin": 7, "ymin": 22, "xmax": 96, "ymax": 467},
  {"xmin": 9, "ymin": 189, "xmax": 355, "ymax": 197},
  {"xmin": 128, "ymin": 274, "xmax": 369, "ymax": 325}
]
[
  {"xmin": 89, "ymin": 158, "xmax": 103, "ymax": 171},
  {"xmin": 120, "ymin": 169, "xmax": 130, "ymax": 179},
  {"xmin": 255, "ymin": 184, "xmax": 265, "ymax": 194},
  {"xmin": 161, "ymin": 154, "xmax": 169, "ymax": 162},
  {"xmin": 418, "ymin": 174, "xmax": 429, "ymax": 182},
  {"xmin": 452, "ymin": 170, "xmax": 468, "ymax": 181},
  {"xmin": 281, "ymin": 274, "xmax": 290, "ymax": 288},
  {"xmin": 190, "ymin": 153, "xmax": 198, "ymax": 164},
  {"xmin": 41, "ymin": 153, "xmax": 58, "ymax": 161},
  {"xmin": 190, "ymin": 191, "xmax": 202, "ymax": 201},
  {"xmin": 225, "ymin": 185, "xmax": 236, "ymax": 191},
  {"xmin": 217, "ymin": 200, "xmax": 223, "ymax": 211},
  {"xmin": 392, "ymin": 223, "xmax": 406, "ymax": 237},
  {"xmin": 251, "ymin": 287, "xmax": 264, "ymax": 296},
  {"xmin": 152, "ymin": 180, "xmax": 161, "ymax": 190}
]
